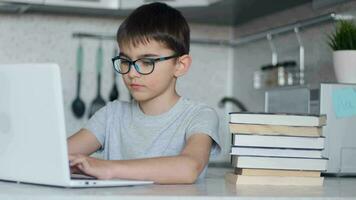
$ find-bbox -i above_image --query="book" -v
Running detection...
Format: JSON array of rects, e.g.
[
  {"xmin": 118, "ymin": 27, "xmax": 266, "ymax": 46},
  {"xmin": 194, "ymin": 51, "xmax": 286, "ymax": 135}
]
[
  {"xmin": 234, "ymin": 168, "xmax": 321, "ymax": 177},
  {"xmin": 231, "ymin": 146, "xmax": 323, "ymax": 158},
  {"xmin": 232, "ymin": 155, "xmax": 327, "ymax": 171},
  {"xmin": 229, "ymin": 123, "xmax": 322, "ymax": 137},
  {"xmin": 225, "ymin": 172, "xmax": 324, "ymax": 186},
  {"xmin": 232, "ymin": 134, "xmax": 325, "ymax": 149},
  {"xmin": 229, "ymin": 112, "xmax": 327, "ymax": 127}
]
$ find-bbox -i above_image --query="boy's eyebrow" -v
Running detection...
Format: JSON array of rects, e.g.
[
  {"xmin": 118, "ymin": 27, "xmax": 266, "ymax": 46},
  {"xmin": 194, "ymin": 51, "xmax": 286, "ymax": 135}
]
[
  {"xmin": 139, "ymin": 53, "xmax": 160, "ymax": 58},
  {"xmin": 119, "ymin": 52, "xmax": 160, "ymax": 59},
  {"xmin": 119, "ymin": 52, "xmax": 130, "ymax": 58}
]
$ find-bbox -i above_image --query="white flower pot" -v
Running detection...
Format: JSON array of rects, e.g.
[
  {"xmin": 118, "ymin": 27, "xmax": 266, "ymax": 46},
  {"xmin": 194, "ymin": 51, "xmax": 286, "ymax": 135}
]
[{"xmin": 333, "ymin": 50, "xmax": 356, "ymax": 84}]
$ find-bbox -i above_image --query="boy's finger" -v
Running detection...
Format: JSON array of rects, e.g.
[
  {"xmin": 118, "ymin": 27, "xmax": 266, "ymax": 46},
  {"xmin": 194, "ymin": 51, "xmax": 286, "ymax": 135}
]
[
  {"xmin": 70, "ymin": 166, "xmax": 82, "ymax": 174},
  {"xmin": 69, "ymin": 157, "xmax": 85, "ymax": 166},
  {"xmin": 77, "ymin": 162, "xmax": 96, "ymax": 177}
]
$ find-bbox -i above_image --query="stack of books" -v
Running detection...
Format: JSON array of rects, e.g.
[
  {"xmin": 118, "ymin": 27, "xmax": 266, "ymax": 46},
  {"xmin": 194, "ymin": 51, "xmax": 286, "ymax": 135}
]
[{"xmin": 225, "ymin": 112, "xmax": 328, "ymax": 186}]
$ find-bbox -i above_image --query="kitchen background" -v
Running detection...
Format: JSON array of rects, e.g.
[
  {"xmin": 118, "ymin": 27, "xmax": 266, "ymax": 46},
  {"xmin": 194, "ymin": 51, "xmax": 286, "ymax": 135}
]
[{"xmin": 1, "ymin": 0, "xmax": 356, "ymax": 163}]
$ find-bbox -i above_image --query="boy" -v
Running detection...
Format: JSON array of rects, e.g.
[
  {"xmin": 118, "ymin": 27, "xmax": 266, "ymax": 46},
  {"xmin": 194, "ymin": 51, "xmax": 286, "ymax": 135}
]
[{"xmin": 68, "ymin": 2, "xmax": 221, "ymax": 184}]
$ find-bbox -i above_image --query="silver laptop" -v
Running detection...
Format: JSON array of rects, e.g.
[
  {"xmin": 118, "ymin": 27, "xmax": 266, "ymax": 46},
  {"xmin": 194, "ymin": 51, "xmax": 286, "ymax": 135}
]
[{"xmin": 0, "ymin": 63, "xmax": 153, "ymax": 187}]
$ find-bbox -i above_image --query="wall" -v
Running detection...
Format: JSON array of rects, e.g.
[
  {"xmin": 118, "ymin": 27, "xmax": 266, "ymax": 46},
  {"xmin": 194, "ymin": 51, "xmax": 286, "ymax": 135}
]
[
  {"xmin": 231, "ymin": 1, "xmax": 356, "ymax": 112},
  {"xmin": 0, "ymin": 12, "xmax": 233, "ymax": 162},
  {"xmin": 4, "ymin": 1, "xmax": 354, "ymax": 163}
]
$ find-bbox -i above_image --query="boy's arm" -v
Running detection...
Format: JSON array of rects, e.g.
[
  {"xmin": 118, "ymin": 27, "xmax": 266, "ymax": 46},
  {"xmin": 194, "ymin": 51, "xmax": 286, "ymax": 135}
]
[
  {"xmin": 67, "ymin": 128, "xmax": 101, "ymax": 155},
  {"xmin": 69, "ymin": 133, "xmax": 213, "ymax": 184}
]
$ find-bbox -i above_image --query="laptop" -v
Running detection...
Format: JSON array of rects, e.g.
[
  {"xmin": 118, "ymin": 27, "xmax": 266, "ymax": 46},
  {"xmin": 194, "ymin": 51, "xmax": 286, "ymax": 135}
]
[{"xmin": 0, "ymin": 63, "xmax": 153, "ymax": 187}]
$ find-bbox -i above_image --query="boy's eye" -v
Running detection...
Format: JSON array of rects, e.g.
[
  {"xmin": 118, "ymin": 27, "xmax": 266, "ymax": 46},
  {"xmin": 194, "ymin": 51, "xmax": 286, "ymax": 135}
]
[
  {"xmin": 120, "ymin": 60, "xmax": 130, "ymax": 65},
  {"xmin": 139, "ymin": 59, "xmax": 154, "ymax": 67}
]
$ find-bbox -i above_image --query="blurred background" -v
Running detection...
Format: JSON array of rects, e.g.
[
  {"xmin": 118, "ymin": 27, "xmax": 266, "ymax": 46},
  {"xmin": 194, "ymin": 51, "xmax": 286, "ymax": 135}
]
[{"xmin": 1, "ymin": 0, "xmax": 355, "ymax": 164}]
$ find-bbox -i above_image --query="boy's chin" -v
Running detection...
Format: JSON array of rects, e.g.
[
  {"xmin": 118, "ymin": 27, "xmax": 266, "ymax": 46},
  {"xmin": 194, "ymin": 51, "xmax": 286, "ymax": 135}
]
[{"xmin": 130, "ymin": 93, "xmax": 151, "ymax": 102}]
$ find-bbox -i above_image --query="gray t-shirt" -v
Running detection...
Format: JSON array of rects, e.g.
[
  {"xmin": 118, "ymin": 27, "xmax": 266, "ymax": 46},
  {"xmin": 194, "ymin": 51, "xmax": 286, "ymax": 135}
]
[{"xmin": 84, "ymin": 97, "xmax": 221, "ymax": 179}]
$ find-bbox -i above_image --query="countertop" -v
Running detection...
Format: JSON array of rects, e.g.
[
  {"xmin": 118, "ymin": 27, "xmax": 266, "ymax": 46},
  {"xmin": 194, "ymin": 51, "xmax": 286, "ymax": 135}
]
[{"xmin": 1, "ymin": 167, "xmax": 356, "ymax": 200}]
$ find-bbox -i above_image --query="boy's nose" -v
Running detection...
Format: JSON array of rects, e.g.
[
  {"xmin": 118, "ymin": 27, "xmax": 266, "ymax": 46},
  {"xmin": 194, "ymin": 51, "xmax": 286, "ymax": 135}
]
[{"xmin": 127, "ymin": 64, "xmax": 141, "ymax": 78}]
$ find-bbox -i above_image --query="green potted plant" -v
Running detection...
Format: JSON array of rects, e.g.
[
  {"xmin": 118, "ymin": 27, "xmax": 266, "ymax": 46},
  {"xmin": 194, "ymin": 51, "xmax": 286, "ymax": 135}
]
[{"xmin": 328, "ymin": 20, "xmax": 356, "ymax": 83}]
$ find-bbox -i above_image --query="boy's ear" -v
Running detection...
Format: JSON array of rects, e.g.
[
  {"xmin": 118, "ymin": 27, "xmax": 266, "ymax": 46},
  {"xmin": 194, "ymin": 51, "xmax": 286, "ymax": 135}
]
[{"xmin": 174, "ymin": 54, "xmax": 192, "ymax": 77}]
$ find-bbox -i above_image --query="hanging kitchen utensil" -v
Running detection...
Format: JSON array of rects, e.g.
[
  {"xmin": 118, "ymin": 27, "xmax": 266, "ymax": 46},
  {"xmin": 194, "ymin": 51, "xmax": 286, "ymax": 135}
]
[
  {"xmin": 267, "ymin": 33, "xmax": 278, "ymax": 66},
  {"xmin": 294, "ymin": 27, "xmax": 305, "ymax": 85},
  {"xmin": 88, "ymin": 41, "xmax": 106, "ymax": 118},
  {"xmin": 253, "ymin": 34, "xmax": 279, "ymax": 89},
  {"xmin": 71, "ymin": 40, "xmax": 86, "ymax": 118},
  {"xmin": 109, "ymin": 46, "xmax": 119, "ymax": 101}
]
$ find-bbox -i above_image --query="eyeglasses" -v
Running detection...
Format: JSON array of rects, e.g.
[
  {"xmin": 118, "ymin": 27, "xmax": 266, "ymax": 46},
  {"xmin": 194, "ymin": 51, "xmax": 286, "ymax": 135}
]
[{"xmin": 112, "ymin": 54, "xmax": 179, "ymax": 75}]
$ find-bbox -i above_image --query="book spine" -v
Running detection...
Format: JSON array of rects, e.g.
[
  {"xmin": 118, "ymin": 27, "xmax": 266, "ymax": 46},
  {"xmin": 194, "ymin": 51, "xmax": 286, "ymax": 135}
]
[{"xmin": 232, "ymin": 156, "xmax": 327, "ymax": 171}]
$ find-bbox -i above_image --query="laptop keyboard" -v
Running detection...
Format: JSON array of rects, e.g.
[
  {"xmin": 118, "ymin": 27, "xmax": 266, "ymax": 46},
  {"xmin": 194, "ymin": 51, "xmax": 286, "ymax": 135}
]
[{"xmin": 70, "ymin": 173, "xmax": 97, "ymax": 180}]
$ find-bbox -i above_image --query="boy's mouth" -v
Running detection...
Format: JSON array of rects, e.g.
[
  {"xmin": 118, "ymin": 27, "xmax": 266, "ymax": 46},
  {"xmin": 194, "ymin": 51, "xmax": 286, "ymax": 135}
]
[{"xmin": 130, "ymin": 84, "xmax": 143, "ymax": 90}]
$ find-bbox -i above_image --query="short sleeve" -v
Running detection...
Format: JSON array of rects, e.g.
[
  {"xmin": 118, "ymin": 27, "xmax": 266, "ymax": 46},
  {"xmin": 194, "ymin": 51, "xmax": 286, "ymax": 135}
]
[
  {"xmin": 185, "ymin": 106, "xmax": 221, "ymax": 156},
  {"xmin": 84, "ymin": 105, "xmax": 108, "ymax": 148}
]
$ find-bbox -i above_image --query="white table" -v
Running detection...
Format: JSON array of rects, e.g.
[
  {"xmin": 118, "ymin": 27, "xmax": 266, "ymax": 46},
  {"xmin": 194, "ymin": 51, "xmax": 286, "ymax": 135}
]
[{"xmin": 1, "ymin": 168, "xmax": 355, "ymax": 200}]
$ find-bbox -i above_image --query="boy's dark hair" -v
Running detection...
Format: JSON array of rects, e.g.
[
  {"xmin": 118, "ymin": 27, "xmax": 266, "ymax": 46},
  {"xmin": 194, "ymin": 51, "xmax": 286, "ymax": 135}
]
[{"xmin": 117, "ymin": 2, "xmax": 190, "ymax": 55}]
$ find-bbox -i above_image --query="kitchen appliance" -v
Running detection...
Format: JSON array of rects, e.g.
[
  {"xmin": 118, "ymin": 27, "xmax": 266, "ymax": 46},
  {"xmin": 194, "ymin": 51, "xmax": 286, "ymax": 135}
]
[
  {"xmin": 265, "ymin": 86, "xmax": 320, "ymax": 115},
  {"xmin": 265, "ymin": 83, "xmax": 356, "ymax": 175}
]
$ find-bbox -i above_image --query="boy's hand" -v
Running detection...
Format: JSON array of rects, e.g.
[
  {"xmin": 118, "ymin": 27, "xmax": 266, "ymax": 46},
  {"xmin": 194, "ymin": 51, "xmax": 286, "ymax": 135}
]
[{"xmin": 69, "ymin": 154, "xmax": 113, "ymax": 179}]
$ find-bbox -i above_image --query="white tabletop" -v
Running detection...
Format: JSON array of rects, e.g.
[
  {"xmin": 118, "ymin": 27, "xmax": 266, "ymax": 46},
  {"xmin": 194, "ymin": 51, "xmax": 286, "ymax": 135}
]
[{"xmin": 1, "ymin": 167, "xmax": 356, "ymax": 200}]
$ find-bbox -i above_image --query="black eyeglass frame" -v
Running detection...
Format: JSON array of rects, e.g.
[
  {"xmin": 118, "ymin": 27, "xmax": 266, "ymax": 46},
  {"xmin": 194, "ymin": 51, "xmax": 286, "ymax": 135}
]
[{"xmin": 111, "ymin": 54, "xmax": 179, "ymax": 75}]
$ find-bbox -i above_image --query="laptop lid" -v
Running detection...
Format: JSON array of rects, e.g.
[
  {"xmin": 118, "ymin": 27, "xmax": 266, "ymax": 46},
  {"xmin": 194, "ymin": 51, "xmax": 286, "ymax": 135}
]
[
  {"xmin": 0, "ymin": 63, "xmax": 70, "ymax": 186},
  {"xmin": 0, "ymin": 63, "xmax": 153, "ymax": 187}
]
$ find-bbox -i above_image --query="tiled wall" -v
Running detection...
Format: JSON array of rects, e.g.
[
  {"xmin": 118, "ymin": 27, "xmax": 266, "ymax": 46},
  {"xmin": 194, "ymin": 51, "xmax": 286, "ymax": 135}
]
[{"xmin": 0, "ymin": 13, "xmax": 233, "ymax": 161}]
